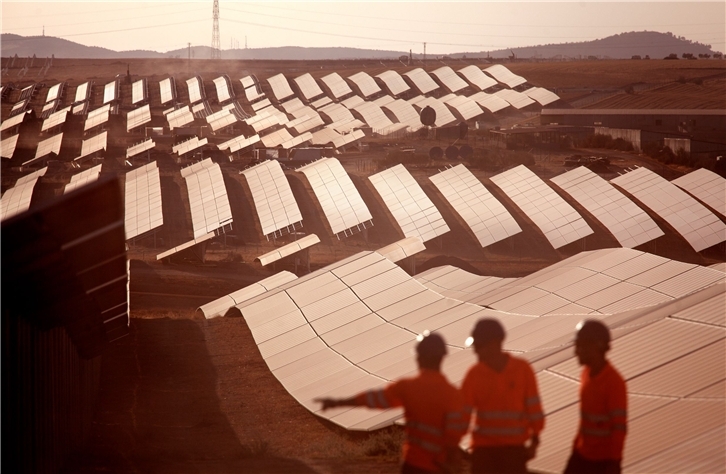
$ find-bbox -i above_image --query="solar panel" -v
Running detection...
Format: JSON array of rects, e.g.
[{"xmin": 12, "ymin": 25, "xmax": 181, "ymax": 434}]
[
  {"xmin": 441, "ymin": 94, "xmax": 484, "ymax": 121},
  {"xmin": 126, "ymin": 138, "xmax": 155, "ymax": 159},
  {"xmin": 165, "ymin": 106, "xmax": 195, "ymax": 129},
  {"xmin": 131, "ymin": 78, "xmax": 146, "ymax": 105},
  {"xmin": 74, "ymin": 81, "xmax": 92, "ymax": 103},
  {"xmin": 32, "ymin": 133, "xmax": 64, "ymax": 162},
  {"xmin": 103, "ymin": 80, "xmax": 117, "ymax": 104},
  {"xmin": 483, "ymin": 64, "xmax": 527, "ymax": 88},
  {"xmin": 64, "ymin": 163, "xmax": 102, "ymax": 194},
  {"xmin": 311, "ymin": 127, "xmax": 365, "ymax": 149},
  {"xmin": 198, "ymin": 271, "xmax": 299, "ymax": 319},
  {"xmin": 347, "ymin": 71, "xmax": 382, "ymax": 98},
  {"xmin": 318, "ymin": 102, "xmax": 356, "ymax": 123},
  {"xmin": 213, "ymin": 76, "xmax": 233, "ymax": 103},
  {"xmin": 493, "ymin": 89, "xmax": 536, "ymax": 109},
  {"xmin": 351, "ymin": 101, "xmax": 408, "ymax": 135},
  {"xmin": 294, "ymin": 73, "xmax": 325, "ymax": 101},
  {"xmin": 297, "ymin": 158, "xmax": 373, "ymax": 237},
  {"xmin": 186, "ymin": 76, "xmax": 204, "ymax": 104},
  {"xmin": 159, "ymin": 77, "xmax": 175, "ymax": 105},
  {"xmin": 458, "ymin": 65, "xmax": 498, "ymax": 91},
  {"xmin": 376, "ymin": 237, "xmax": 427, "ymax": 263},
  {"xmin": 408, "ymin": 97, "xmax": 457, "ymax": 127},
  {"xmin": 490, "ymin": 165, "xmax": 593, "ymax": 249},
  {"xmin": 522, "ymin": 87, "xmax": 560, "ymax": 106},
  {"xmin": 611, "ymin": 167, "xmax": 726, "ymax": 252},
  {"xmin": 41, "ymin": 107, "xmax": 71, "ymax": 132},
  {"xmin": 46, "ymin": 83, "xmax": 62, "ymax": 103},
  {"xmin": 205, "ymin": 109, "xmax": 238, "ymax": 132},
  {"xmin": 369, "ymin": 164, "xmax": 449, "ymax": 242},
  {"xmin": 375, "ymin": 70, "xmax": 410, "ymax": 97},
  {"xmin": 1, "ymin": 134, "xmax": 19, "ymax": 159},
  {"xmin": 10, "ymin": 99, "xmax": 29, "ymax": 115},
  {"xmin": 260, "ymin": 129, "xmax": 314, "ymax": 149},
  {"xmin": 241, "ymin": 160, "xmax": 303, "ymax": 238},
  {"xmin": 430, "ymin": 66, "xmax": 469, "ymax": 93},
  {"xmin": 402, "ymin": 68, "xmax": 439, "ymax": 95},
  {"xmin": 126, "ymin": 104, "xmax": 151, "ymax": 132},
  {"xmin": 247, "ymin": 110, "xmax": 286, "ymax": 134},
  {"xmin": 181, "ymin": 158, "xmax": 233, "ymax": 238},
  {"xmin": 156, "ymin": 231, "xmax": 215, "ymax": 260},
  {"xmin": 320, "ymin": 72, "xmax": 353, "ymax": 99},
  {"xmin": 84, "ymin": 104, "xmax": 110, "ymax": 131},
  {"xmin": 551, "ymin": 166, "xmax": 663, "ymax": 248},
  {"xmin": 40, "ymin": 100, "xmax": 58, "ymax": 118},
  {"xmin": 172, "ymin": 136, "xmax": 208, "ymax": 156},
  {"xmin": 267, "ymin": 73, "xmax": 295, "ymax": 101},
  {"xmin": 257, "ymin": 234, "xmax": 321, "ymax": 266},
  {"xmin": 124, "ymin": 161, "xmax": 163, "ymax": 240},
  {"xmin": 241, "ymin": 76, "xmax": 265, "ymax": 102},
  {"xmin": 341, "ymin": 95, "xmax": 366, "ymax": 109},
  {"xmin": 311, "ymin": 96, "xmax": 333, "ymax": 109},
  {"xmin": 1, "ymin": 167, "xmax": 47, "ymax": 221},
  {"xmin": 0, "ymin": 112, "xmax": 29, "ymax": 133},
  {"xmin": 76, "ymin": 131, "xmax": 108, "ymax": 161},
  {"xmin": 468, "ymin": 91, "xmax": 511, "ymax": 113},
  {"xmin": 218, "ymin": 134, "xmax": 261, "ymax": 153},
  {"xmin": 672, "ymin": 168, "xmax": 726, "ymax": 218},
  {"xmin": 430, "ymin": 164, "xmax": 521, "ymax": 247}
]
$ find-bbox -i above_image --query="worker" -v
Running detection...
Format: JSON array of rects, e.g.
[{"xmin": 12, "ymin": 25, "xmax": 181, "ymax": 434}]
[
  {"xmin": 316, "ymin": 331, "xmax": 467, "ymax": 474},
  {"xmin": 461, "ymin": 318, "xmax": 544, "ymax": 474},
  {"xmin": 564, "ymin": 320, "xmax": 627, "ymax": 474}
]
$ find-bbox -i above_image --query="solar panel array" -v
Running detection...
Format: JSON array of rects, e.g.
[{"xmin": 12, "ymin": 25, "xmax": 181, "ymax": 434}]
[
  {"xmin": 375, "ymin": 236, "xmax": 427, "ymax": 263},
  {"xmin": 297, "ymin": 158, "xmax": 373, "ymax": 237},
  {"xmin": 1, "ymin": 134, "xmax": 19, "ymax": 159},
  {"xmin": 375, "ymin": 70, "xmax": 410, "ymax": 97},
  {"xmin": 260, "ymin": 129, "xmax": 313, "ymax": 149},
  {"xmin": 671, "ymin": 168, "xmax": 726, "ymax": 218},
  {"xmin": 469, "ymin": 92, "xmax": 510, "ymax": 113},
  {"xmin": 172, "ymin": 136, "xmax": 208, "ymax": 156},
  {"xmin": 132, "ymin": 78, "xmax": 146, "ymax": 105},
  {"xmin": 440, "ymin": 94, "xmax": 484, "ymax": 121},
  {"xmin": 1, "ymin": 167, "xmax": 47, "ymax": 221},
  {"xmin": 186, "ymin": 76, "xmax": 204, "ymax": 104},
  {"xmin": 522, "ymin": 87, "xmax": 560, "ymax": 106},
  {"xmin": 267, "ymin": 73, "xmax": 295, "ymax": 101},
  {"xmin": 166, "ymin": 106, "xmax": 195, "ymax": 129},
  {"xmin": 257, "ymin": 234, "xmax": 321, "ymax": 266},
  {"xmin": 84, "ymin": 104, "xmax": 111, "ymax": 131},
  {"xmin": 416, "ymin": 247, "xmax": 725, "ymax": 314},
  {"xmin": 293, "ymin": 73, "xmax": 325, "ymax": 101},
  {"xmin": 320, "ymin": 72, "xmax": 353, "ymax": 99},
  {"xmin": 124, "ymin": 161, "xmax": 163, "ymax": 240},
  {"xmin": 77, "ymin": 131, "xmax": 108, "ymax": 161},
  {"xmin": 46, "ymin": 83, "xmax": 62, "ymax": 103},
  {"xmin": 219, "ymin": 133, "xmax": 261, "ymax": 153},
  {"xmin": 159, "ymin": 78, "xmax": 175, "ymax": 105},
  {"xmin": 490, "ymin": 165, "xmax": 593, "ymax": 249},
  {"xmin": 181, "ymin": 158, "xmax": 233, "ymax": 238},
  {"xmin": 213, "ymin": 76, "xmax": 233, "ymax": 103},
  {"xmin": 74, "ymin": 81, "xmax": 91, "ymax": 103},
  {"xmin": 198, "ymin": 271, "xmax": 299, "ymax": 319},
  {"xmin": 126, "ymin": 138, "xmax": 156, "ymax": 159},
  {"xmin": 409, "ymin": 97, "xmax": 457, "ymax": 127},
  {"xmin": 241, "ymin": 76, "xmax": 265, "ymax": 103},
  {"xmin": 32, "ymin": 133, "xmax": 64, "ymax": 162},
  {"xmin": 551, "ymin": 167, "xmax": 663, "ymax": 248},
  {"xmin": 156, "ymin": 231, "xmax": 215, "ymax": 261},
  {"xmin": 611, "ymin": 167, "xmax": 726, "ymax": 252},
  {"xmin": 380, "ymin": 100, "xmax": 422, "ymax": 131},
  {"xmin": 205, "ymin": 109, "xmax": 238, "ymax": 132},
  {"xmin": 127, "ymin": 104, "xmax": 151, "ymax": 132},
  {"xmin": 483, "ymin": 64, "xmax": 527, "ymax": 88},
  {"xmin": 369, "ymin": 164, "xmax": 449, "ymax": 242},
  {"xmin": 241, "ymin": 160, "xmax": 303, "ymax": 238},
  {"xmin": 402, "ymin": 68, "xmax": 439, "ymax": 95},
  {"xmin": 1, "ymin": 112, "xmax": 29, "ymax": 133},
  {"xmin": 430, "ymin": 164, "xmax": 522, "ymax": 247},
  {"xmin": 230, "ymin": 247, "xmax": 724, "ymax": 450},
  {"xmin": 41, "ymin": 107, "xmax": 70, "ymax": 132},
  {"xmin": 64, "ymin": 163, "xmax": 102, "ymax": 194},
  {"xmin": 430, "ymin": 66, "xmax": 469, "ymax": 93},
  {"xmin": 102, "ymin": 80, "xmax": 118, "ymax": 104},
  {"xmin": 493, "ymin": 89, "xmax": 536, "ymax": 109},
  {"xmin": 347, "ymin": 71, "xmax": 381, "ymax": 98}
]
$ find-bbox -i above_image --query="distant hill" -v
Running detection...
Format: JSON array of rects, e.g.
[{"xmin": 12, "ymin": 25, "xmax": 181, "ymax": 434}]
[
  {"xmin": 468, "ymin": 31, "xmax": 721, "ymax": 60},
  {"xmin": 2, "ymin": 31, "xmax": 722, "ymax": 60}
]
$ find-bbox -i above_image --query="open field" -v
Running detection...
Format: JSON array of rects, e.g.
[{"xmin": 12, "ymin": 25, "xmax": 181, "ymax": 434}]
[{"xmin": 3, "ymin": 58, "xmax": 725, "ymax": 473}]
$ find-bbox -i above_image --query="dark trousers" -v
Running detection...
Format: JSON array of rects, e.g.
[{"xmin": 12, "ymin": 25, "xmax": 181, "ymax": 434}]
[
  {"xmin": 563, "ymin": 450, "xmax": 621, "ymax": 474},
  {"xmin": 401, "ymin": 462, "xmax": 437, "ymax": 474},
  {"xmin": 471, "ymin": 446, "xmax": 528, "ymax": 474}
]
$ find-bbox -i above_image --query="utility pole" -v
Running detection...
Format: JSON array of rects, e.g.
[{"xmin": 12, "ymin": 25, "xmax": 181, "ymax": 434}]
[
  {"xmin": 211, "ymin": 0, "xmax": 221, "ymax": 59},
  {"xmin": 424, "ymin": 42, "xmax": 426, "ymax": 64}
]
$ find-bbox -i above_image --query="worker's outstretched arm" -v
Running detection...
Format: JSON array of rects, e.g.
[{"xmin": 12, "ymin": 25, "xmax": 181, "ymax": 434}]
[{"xmin": 315, "ymin": 396, "xmax": 359, "ymax": 411}]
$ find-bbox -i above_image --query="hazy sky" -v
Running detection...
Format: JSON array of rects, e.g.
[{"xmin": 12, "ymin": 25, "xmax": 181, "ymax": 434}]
[{"xmin": 2, "ymin": 1, "xmax": 724, "ymax": 54}]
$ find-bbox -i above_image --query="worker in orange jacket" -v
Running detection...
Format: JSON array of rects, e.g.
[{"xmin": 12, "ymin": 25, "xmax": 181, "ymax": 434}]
[
  {"xmin": 564, "ymin": 320, "xmax": 627, "ymax": 474},
  {"xmin": 316, "ymin": 332, "xmax": 467, "ymax": 474},
  {"xmin": 461, "ymin": 318, "xmax": 544, "ymax": 474}
]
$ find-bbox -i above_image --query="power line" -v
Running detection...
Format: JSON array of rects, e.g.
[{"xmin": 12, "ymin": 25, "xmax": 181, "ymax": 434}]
[{"xmin": 55, "ymin": 18, "xmax": 208, "ymax": 39}]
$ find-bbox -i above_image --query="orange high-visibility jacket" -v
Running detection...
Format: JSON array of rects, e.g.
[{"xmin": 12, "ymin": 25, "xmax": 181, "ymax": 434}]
[
  {"xmin": 574, "ymin": 361, "xmax": 627, "ymax": 461},
  {"xmin": 355, "ymin": 369, "xmax": 467, "ymax": 472},
  {"xmin": 461, "ymin": 354, "xmax": 544, "ymax": 447}
]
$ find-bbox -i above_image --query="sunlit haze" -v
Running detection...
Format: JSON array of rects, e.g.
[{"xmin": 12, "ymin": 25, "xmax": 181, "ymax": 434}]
[{"xmin": 2, "ymin": 1, "xmax": 725, "ymax": 55}]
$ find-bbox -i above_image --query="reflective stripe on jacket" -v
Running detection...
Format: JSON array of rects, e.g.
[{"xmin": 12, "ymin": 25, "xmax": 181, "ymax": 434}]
[
  {"xmin": 355, "ymin": 369, "xmax": 466, "ymax": 472},
  {"xmin": 461, "ymin": 355, "xmax": 544, "ymax": 447},
  {"xmin": 575, "ymin": 361, "xmax": 628, "ymax": 461}
]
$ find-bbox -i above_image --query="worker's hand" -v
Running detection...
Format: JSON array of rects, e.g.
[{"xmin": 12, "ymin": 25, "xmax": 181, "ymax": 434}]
[
  {"xmin": 314, "ymin": 398, "xmax": 338, "ymax": 411},
  {"xmin": 525, "ymin": 436, "xmax": 540, "ymax": 460}
]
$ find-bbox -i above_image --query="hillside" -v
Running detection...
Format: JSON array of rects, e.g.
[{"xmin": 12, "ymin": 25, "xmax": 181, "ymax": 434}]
[
  {"xmin": 481, "ymin": 31, "xmax": 721, "ymax": 60},
  {"xmin": 2, "ymin": 31, "xmax": 722, "ymax": 60}
]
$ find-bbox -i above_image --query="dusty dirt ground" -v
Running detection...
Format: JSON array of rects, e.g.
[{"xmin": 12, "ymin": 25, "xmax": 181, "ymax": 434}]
[{"xmin": 2, "ymin": 59, "xmax": 724, "ymax": 473}]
